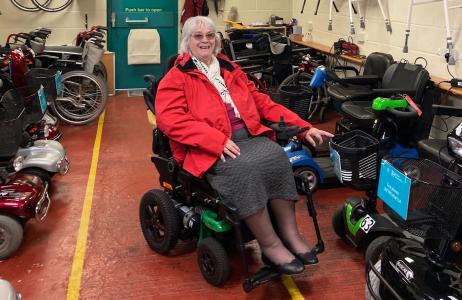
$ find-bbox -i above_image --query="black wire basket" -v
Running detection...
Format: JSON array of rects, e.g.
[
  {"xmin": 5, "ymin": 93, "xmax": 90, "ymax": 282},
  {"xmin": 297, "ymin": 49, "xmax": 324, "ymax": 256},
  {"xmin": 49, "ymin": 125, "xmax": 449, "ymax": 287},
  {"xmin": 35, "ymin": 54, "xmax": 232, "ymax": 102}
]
[
  {"xmin": 0, "ymin": 88, "xmax": 25, "ymax": 158},
  {"xmin": 16, "ymin": 86, "xmax": 47, "ymax": 125},
  {"xmin": 25, "ymin": 68, "xmax": 60, "ymax": 102},
  {"xmin": 329, "ymin": 130, "xmax": 379, "ymax": 190},
  {"xmin": 382, "ymin": 158, "xmax": 462, "ymax": 241},
  {"xmin": 278, "ymin": 85, "xmax": 313, "ymax": 120}
]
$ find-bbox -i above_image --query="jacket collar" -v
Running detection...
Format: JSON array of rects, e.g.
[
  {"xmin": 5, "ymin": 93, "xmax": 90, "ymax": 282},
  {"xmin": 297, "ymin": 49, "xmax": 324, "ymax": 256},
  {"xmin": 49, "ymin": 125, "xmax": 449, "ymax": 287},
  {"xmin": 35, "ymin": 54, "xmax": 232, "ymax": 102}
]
[{"xmin": 176, "ymin": 53, "xmax": 235, "ymax": 73}]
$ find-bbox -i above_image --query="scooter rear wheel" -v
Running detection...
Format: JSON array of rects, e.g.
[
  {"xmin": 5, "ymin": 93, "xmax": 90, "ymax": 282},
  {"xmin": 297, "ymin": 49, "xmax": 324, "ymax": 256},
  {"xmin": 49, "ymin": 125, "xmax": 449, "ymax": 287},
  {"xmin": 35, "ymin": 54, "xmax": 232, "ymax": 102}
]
[
  {"xmin": 294, "ymin": 166, "xmax": 319, "ymax": 192},
  {"xmin": 0, "ymin": 215, "xmax": 23, "ymax": 260},
  {"xmin": 20, "ymin": 167, "xmax": 52, "ymax": 188}
]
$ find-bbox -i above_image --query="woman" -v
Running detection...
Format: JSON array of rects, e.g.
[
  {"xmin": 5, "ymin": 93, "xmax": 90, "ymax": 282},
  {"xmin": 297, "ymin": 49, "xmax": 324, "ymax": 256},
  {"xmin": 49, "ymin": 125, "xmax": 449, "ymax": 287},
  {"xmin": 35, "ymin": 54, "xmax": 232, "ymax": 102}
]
[{"xmin": 156, "ymin": 16, "xmax": 333, "ymax": 275}]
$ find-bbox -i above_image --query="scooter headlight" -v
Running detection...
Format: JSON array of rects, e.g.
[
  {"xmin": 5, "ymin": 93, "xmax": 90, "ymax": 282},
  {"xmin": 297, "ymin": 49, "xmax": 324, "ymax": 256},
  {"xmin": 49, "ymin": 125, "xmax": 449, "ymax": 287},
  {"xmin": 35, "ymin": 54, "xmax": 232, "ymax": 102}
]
[
  {"xmin": 13, "ymin": 156, "xmax": 24, "ymax": 171},
  {"xmin": 448, "ymin": 137, "xmax": 462, "ymax": 159}
]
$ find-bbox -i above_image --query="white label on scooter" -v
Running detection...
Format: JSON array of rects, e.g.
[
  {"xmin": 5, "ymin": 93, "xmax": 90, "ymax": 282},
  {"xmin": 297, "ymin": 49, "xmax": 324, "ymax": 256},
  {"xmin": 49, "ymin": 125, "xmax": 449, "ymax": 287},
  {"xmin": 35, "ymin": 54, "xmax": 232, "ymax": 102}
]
[{"xmin": 360, "ymin": 214, "xmax": 375, "ymax": 233}]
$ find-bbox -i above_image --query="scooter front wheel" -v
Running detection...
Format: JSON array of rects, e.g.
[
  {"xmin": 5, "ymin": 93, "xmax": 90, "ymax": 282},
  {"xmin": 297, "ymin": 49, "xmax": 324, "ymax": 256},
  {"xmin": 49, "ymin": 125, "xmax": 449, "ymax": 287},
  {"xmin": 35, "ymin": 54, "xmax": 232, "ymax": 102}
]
[
  {"xmin": 51, "ymin": 70, "xmax": 108, "ymax": 125},
  {"xmin": 0, "ymin": 215, "xmax": 23, "ymax": 260},
  {"xmin": 365, "ymin": 236, "xmax": 391, "ymax": 300}
]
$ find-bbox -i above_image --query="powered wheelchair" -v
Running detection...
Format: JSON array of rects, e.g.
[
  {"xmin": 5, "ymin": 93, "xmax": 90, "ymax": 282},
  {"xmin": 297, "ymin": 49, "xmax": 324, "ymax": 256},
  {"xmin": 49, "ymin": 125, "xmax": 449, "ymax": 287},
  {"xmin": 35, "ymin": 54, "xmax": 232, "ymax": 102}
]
[{"xmin": 139, "ymin": 75, "xmax": 324, "ymax": 292}]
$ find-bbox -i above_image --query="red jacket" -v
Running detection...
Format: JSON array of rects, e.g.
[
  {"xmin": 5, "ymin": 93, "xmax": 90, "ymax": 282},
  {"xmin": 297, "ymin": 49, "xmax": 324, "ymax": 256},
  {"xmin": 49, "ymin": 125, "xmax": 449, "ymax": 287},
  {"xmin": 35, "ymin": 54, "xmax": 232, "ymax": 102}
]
[{"xmin": 155, "ymin": 53, "xmax": 313, "ymax": 178}]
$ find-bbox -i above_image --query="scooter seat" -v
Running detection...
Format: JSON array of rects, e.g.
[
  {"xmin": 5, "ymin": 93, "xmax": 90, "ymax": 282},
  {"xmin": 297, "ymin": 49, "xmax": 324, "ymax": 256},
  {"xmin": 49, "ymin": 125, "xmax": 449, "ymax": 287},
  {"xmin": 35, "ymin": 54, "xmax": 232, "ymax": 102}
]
[
  {"xmin": 340, "ymin": 101, "xmax": 376, "ymax": 129},
  {"xmin": 418, "ymin": 139, "xmax": 455, "ymax": 167},
  {"xmin": 327, "ymin": 83, "xmax": 375, "ymax": 103}
]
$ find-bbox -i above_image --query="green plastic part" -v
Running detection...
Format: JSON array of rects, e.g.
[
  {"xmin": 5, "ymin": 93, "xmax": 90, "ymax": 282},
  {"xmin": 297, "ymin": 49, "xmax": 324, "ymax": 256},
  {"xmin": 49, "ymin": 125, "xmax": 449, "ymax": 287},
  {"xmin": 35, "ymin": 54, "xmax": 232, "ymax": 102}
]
[
  {"xmin": 346, "ymin": 203, "xmax": 365, "ymax": 236},
  {"xmin": 372, "ymin": 97, "xmax": 408, "ymax": 111},
  {"xmin": 199, "ymin": 210, "xmax": 232, "ymax": 240}
]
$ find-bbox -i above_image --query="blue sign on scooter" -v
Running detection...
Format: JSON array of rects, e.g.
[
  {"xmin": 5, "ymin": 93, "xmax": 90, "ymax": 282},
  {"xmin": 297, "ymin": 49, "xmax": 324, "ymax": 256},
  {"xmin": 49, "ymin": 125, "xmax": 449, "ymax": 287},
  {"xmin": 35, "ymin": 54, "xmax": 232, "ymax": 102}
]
[
  {"xmin": 377, "ymin": 159, "xmax": 411, "ymax": 220},
  {"xmin": 38, "ymin": 86, "xmax": 47, "ymax": 113},
  {"xmin": 55, "ymin": 71, "xmax": 63, "ymax": 94}
]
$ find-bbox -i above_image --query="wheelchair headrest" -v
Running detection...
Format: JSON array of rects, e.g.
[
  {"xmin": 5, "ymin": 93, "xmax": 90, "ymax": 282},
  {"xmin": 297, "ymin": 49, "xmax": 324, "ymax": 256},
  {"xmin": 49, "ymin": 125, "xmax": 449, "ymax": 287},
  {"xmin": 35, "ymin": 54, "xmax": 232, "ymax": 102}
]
[{"xmin": 363, "ymin": 52, "xmax": 394, "ymax": 77}]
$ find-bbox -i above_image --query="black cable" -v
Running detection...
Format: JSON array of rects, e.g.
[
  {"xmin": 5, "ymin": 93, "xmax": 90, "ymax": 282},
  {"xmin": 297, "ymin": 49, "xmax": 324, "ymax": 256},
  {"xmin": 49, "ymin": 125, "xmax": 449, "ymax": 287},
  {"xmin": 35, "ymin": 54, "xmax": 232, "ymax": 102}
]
[
  {"xmin": 414, "ymin": 56, "xmax": 427, "ymax": 68},
  {"xmin": 447, "ymin": 64, "xmax": 455, "ymax": 78}
]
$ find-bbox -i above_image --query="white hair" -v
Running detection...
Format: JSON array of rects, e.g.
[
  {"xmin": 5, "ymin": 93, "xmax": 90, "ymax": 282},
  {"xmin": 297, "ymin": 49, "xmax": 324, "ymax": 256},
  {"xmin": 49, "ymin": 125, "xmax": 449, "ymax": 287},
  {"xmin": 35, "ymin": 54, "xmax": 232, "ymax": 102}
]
[{"xmin": 179, "ymin": 16, "xmax": 221, "ymax": 55}]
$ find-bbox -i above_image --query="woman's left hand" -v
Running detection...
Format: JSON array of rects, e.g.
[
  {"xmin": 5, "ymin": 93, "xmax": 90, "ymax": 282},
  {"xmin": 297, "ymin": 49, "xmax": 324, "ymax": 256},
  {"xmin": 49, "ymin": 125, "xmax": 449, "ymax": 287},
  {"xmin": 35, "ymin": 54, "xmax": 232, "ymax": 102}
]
[{"xmin": 304, "ymin": 127, "xmax": 334, "ymax": 147}]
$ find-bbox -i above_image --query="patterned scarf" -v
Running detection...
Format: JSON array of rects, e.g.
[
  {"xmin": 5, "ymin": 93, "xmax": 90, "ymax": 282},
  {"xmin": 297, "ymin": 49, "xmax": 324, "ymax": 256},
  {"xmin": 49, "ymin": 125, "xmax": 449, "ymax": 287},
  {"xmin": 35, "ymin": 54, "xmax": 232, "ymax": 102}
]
[{"xmin": 191, "ymin": 55, "xmax": 241, "ymax": 118}]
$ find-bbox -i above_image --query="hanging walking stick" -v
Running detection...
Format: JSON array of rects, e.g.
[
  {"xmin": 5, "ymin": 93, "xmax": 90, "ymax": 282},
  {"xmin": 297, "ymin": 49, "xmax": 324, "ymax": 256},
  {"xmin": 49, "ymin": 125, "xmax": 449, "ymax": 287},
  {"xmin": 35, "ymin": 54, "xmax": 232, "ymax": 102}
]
[
  {"xmin": 314, "ymin": 0, "xmax": 321, "ymax": 14},
  {"xmin": 301, "ymin": 0, "xmax": 307, "ymax": 13},
  {"xmin": 403, "ymin": 0, "xmax": 461, "ymax": 65},
  {"xmin": 327, "ymin": 0, "xmax": 341, "ymax": 30},
  {"xmin": 213, "ymin": 0, "xmax": 219, "ymax": 14}
]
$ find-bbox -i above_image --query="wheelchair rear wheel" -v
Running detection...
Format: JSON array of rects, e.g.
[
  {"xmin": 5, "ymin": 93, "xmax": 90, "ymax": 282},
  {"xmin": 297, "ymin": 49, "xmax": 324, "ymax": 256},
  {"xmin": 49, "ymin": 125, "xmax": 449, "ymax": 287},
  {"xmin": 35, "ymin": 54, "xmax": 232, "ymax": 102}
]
[
  {"xmin": 197, "ymin": 237, "xmax": 230, "ymax": 286},
  {"xmin": 139, "ymin": 190, "xmax": 180, "ymax": 254}
]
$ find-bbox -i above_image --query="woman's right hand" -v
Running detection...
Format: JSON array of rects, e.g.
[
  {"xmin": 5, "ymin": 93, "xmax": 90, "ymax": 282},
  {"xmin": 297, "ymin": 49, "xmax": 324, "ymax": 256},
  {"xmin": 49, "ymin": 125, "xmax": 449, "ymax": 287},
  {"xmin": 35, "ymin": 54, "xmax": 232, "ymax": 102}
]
[{"xmin": 220, "ymin": 139, "xmax": 240, "ymax": 162}]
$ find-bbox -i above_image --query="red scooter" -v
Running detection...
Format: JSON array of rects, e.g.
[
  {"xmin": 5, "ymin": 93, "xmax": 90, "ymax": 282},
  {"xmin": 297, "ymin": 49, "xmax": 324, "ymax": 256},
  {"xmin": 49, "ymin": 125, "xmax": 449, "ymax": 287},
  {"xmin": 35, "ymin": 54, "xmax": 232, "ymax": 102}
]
[{"xmin": 0, "ymin": 170, "xmax": 50, "ymax": 259}]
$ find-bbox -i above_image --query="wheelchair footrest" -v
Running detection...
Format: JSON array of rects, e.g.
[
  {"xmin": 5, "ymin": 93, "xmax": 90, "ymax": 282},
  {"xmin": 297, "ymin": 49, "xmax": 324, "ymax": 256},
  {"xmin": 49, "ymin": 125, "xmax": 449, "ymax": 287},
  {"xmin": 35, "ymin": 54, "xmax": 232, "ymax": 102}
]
[{"xmin": 243, "ymin": 267, "xmax": 280, "ymax": 293}]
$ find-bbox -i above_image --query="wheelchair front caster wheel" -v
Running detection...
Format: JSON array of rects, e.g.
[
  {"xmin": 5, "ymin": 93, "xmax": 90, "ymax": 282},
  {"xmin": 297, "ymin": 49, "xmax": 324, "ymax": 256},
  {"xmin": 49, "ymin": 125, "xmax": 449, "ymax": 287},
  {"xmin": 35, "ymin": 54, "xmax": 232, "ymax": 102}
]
[{"xmin": 197, "ymin": 237, "xmax": 230, "ymax": 286}]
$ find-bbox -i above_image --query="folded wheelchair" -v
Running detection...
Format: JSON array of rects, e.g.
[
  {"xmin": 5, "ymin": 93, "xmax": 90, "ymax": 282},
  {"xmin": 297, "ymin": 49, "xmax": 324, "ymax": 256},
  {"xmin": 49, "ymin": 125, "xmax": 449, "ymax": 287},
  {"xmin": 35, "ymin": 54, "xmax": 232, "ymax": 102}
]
[{"xmin": 139, "ymin": 75, "xmax": 324, "ymax": 292}]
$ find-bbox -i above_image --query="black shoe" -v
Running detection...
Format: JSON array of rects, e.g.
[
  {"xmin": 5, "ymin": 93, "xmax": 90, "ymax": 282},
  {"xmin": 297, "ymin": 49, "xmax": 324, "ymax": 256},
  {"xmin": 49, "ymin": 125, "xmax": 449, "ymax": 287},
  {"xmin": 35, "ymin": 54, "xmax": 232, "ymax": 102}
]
[
  {"xmin": 293, "ymin": 250, "xmax": 318, "ymax": 265},
  {"xmin": 281, "ymin": 241, "xmax": 319, "ymax": 265},
  {"xmin": 261, "ymin": 254, "xmax": 305, "ymax": 275}
]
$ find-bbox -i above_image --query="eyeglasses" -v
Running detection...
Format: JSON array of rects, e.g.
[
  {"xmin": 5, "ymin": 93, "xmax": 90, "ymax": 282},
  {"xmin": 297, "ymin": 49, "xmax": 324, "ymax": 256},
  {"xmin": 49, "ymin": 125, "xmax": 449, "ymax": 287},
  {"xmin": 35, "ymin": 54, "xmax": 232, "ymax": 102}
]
[{"xmin": 192, "ymin": 32, "xmax": 216, "ymax": 41}]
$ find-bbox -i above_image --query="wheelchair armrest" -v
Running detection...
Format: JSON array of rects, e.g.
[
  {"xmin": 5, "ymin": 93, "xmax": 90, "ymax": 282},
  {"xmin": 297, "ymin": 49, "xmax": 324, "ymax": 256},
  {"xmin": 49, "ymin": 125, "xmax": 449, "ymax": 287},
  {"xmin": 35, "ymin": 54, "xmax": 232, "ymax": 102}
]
[
  {"xmin": 333, "ymin": 65, "xmax": 359, "ymax": 75},
  {"xmin": 218, "ymin": 201, "xmax": 240, "ymax": 224},
  {"xmin": 343, "ymin": 75, "xmax": 380, "ymax": 86},
  {"xmin": 144, "ymin": 74, "xmax": 156, "ymax": 85},
  {"xmin": 372, "ymin": 88, "xmax": 416, "ymax": 98},
  {"xmin": 432, "ymin": 104, "xmax": 462, "ymax": 117}
]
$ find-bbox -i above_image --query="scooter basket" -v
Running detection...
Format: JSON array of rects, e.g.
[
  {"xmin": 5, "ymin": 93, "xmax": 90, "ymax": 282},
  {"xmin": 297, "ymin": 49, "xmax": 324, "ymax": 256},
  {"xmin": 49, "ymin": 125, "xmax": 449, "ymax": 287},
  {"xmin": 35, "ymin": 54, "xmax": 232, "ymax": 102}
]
[
  {"xmin": 25, "ymin": 68, "xmax": 60, "ymax": 101},
  {"xmin": 278, "ymin": 85, "xmax": 313, "ymax": 120},
  {"xmin": 16, "ymin": 86, "xmax": 46, "ymax": 125},
  {"xmin": 330, "ymin": 130, "xmax": 379, "ymax": 190},
  {"xmin": 0, "ymin": 89, "xmax": 25, "ymax": 157},
  {"xmin": 382, "ymin": 159, "xmax": 462, "ymax": 241}
]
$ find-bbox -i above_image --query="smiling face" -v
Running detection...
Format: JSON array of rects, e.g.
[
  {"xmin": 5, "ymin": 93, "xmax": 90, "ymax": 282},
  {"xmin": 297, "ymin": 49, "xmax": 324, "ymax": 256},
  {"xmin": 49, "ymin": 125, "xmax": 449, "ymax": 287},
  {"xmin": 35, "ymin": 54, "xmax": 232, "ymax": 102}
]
[{"xmin": 189, "ymin": 22, "xmax": 216, "ymax": 65}]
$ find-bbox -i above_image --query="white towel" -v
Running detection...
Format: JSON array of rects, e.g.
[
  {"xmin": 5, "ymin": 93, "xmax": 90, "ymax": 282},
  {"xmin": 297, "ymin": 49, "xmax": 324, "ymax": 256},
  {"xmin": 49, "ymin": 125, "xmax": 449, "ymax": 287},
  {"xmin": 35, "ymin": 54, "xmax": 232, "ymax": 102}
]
[{"xmin": 127, "ymin": 29, "xmax": 161, "ymax": 65}]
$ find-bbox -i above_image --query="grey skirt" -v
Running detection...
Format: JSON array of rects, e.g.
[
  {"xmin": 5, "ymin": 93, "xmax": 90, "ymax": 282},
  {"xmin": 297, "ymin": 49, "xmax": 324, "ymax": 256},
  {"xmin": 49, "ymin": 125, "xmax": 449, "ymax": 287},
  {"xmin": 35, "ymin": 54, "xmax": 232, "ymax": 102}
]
[{"xmin": 205, "ymin": 127, "xmax": 298, "ymax": 219}]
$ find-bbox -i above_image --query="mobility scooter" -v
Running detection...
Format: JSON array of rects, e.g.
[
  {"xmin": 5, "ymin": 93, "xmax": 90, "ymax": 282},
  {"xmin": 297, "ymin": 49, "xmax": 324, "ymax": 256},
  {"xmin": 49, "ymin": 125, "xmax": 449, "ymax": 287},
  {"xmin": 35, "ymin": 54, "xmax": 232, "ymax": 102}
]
[
  {"xmin": 0, "ymin": 86, "xmax": 50, "ymax": 260},
  {"xmin": 139, "ymin": 75, "xmax": 325, "ymax": 292},
  {"xmin": 330, "ymin": 96, "xmax": 427, "ymax": 249},
  {"xmin": 365, "ymin": 158, "xmax": 462, "ymax": 299}
]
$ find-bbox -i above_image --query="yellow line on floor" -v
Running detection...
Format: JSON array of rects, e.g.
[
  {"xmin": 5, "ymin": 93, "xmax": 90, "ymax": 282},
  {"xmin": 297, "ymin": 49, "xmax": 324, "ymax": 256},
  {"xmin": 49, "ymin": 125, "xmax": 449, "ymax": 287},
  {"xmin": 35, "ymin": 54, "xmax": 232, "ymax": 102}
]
[
  {"xmin": 66, "ymin": 112, "xmax": 106, "ymax": 300},
  {"xmin": 281, "ymin": 275, "xmax": 305, "ymax": 300}
]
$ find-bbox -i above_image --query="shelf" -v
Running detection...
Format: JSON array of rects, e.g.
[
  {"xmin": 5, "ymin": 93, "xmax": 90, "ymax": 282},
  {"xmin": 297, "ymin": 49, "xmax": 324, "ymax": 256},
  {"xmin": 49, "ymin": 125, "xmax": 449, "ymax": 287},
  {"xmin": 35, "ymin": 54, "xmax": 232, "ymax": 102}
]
[{"xmin": 290, "ymin": 37, "xmax": 462, "ymax": 97}]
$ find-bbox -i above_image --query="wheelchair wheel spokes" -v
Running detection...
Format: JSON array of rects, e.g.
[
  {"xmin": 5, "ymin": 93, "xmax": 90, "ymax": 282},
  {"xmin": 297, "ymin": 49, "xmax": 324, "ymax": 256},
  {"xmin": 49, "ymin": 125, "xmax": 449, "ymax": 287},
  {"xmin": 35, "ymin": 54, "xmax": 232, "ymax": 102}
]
[
  {"xmin": 139, "ymin": 190, "xmax": 179, "ymax": 254},
  {"xmin": 51, "ymin": 70, "xmax": 108, "ymax": 125},
  {"xmin": 31, "ymin": 0, "xmax": 73, "ymax": 12},
  {"xmin": 10, "ymin": 0, "xmax": 52, "ymax": 12},
  {"xmin": 144, "ymin": 205, "xmax": 166, "ymax": 241},
  {"xmin": 278, "ymin": 72, "xmax": 312, "ymax": 88}
]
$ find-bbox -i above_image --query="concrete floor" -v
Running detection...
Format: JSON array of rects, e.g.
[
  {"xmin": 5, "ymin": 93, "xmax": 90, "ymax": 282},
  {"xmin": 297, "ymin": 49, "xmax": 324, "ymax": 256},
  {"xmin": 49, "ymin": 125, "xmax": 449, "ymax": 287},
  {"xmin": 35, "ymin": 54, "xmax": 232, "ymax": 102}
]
[{"xmin": 0, "ymin": 94, "xmax": 367, "ymax": 299}]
